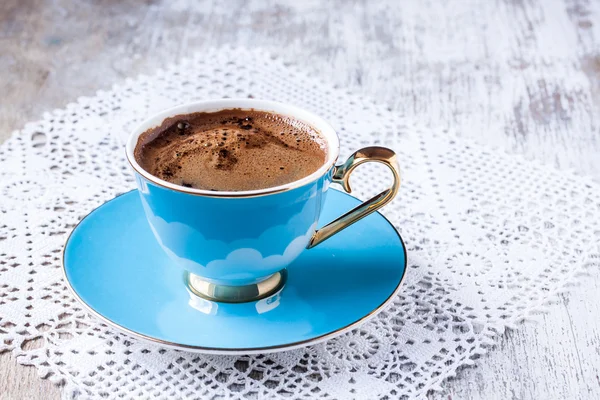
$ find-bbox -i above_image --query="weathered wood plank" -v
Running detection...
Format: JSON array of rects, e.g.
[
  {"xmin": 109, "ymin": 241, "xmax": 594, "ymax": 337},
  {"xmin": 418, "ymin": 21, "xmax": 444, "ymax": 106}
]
[
  {"xmin": 432, "ymin": 270, "xmax": 600, "ymax": 399},
  {"xmin": 0, "ymin": 351, "xmax": 60, "ymax": 400},
  {"xmin": 0, "ymin": 0, "xmax": 598, "ymax": 399}
]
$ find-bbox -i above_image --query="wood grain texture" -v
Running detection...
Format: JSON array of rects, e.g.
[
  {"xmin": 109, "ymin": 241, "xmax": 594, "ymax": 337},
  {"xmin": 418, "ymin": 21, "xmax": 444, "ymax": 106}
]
[
  {"xmin": 0, "ymin": 0, "xmax": 598, "ymax": 399},
  {"xmin": 0, "ymin": 351, "xmax": 61, "ymax": 400}
]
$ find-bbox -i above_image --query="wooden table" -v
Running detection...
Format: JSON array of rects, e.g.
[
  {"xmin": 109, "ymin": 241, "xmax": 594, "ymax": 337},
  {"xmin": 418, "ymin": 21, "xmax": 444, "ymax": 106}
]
[{"xmin": 1, "ymin": 1, "xmax": 599, "ymax": 398}]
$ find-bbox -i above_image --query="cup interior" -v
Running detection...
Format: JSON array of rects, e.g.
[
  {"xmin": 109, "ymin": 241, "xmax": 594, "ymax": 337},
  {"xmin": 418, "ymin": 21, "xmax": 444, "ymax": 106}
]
[{"xmin": 125, "ymin": 99, "xmax": 340, "ymax": 197}]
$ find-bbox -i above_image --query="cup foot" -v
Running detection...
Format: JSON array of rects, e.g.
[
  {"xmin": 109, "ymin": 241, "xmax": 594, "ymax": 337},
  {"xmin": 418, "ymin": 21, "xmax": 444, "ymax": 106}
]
[{"xmin": 185, "ymin": 270, "xmax": 287, "ymax": 303}]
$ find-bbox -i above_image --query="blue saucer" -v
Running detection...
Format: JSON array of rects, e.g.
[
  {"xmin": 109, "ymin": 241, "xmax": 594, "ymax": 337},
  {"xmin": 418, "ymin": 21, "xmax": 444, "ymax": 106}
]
[{"xmin": 63, "ymin": 190, "xmax": 406, "ymax": 354}]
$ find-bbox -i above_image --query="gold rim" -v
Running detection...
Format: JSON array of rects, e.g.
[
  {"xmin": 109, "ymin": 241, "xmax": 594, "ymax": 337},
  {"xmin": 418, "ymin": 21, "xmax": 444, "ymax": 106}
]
[
  {"xmin": 126, "ymin": 156, "xmax": 339, "ymax": 199},
  {"xmin": 61, "ymin": 190, "xmax": 408, "ymax": 354},
  {"xmin": 125, "ymin": 99, "xmax": 341, "ymax": 199}
]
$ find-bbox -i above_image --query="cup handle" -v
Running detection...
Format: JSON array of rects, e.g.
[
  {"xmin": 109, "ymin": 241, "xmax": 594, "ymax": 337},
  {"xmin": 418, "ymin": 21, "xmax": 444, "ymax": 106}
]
[{"xmin": 307, "ymin": 146, "xmax": 401, "ymax": 249}]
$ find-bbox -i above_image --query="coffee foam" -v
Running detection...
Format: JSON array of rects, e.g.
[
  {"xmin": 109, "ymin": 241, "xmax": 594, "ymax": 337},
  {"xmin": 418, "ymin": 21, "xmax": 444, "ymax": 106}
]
[{"xmin": 134, "ymin": 109, "xmax": 328, "ymax": 191}]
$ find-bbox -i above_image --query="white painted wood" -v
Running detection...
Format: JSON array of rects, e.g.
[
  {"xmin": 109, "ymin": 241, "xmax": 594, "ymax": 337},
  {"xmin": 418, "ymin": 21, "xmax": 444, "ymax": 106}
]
[{"xmin": 0, "ymin": 0, "xmax": 599, "ymax": 398}]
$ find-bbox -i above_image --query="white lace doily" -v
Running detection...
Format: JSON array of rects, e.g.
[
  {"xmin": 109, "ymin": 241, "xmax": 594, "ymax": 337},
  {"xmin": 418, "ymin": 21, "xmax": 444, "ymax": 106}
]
[{"xmin": 1, "ymin": 48, "xmax": 599, "ymax": 399}]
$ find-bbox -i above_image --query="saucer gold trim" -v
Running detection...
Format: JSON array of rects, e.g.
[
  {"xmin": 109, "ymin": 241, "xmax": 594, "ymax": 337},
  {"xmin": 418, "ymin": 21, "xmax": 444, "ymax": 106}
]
[{"xmin": 61, "ymin": 190, "xmax": 407, "ymax": 355}]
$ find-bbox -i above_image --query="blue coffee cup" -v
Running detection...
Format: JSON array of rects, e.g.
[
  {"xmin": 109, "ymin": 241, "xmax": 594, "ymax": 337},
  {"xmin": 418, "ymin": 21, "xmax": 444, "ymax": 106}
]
[{"xmin": 126, "ymin": 99, "xmax": 400, "ymax": 303}]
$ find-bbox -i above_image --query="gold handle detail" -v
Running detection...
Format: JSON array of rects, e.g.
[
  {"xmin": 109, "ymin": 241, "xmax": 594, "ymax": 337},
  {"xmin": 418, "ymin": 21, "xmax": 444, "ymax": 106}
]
[{"xmin": 307, "ymin": 146, "xmax": 401, "ymax": 249}]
